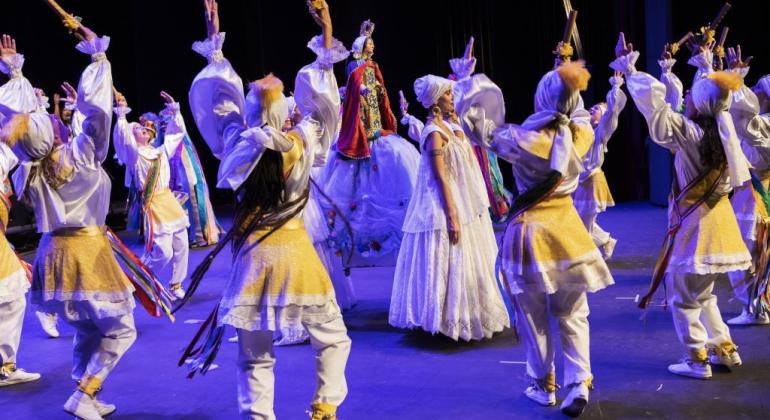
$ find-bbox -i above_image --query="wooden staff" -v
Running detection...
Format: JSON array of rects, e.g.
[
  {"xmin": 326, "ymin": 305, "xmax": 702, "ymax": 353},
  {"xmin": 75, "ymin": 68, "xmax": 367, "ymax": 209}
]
[
  {"xmin": 562, "ymin": 10, "xmax": 578, "ymax": 45},
  {"xmin": 670, "ymin": 32, "xmax": 693, "ymax": 55},
  {"xmin": 708, "ymin": 3, "xmax": 732, "ymax": 32},
  {"xmin": 716, "ymin": 26, "xmax": 729, "ymax": 49},
  {"xmin": 42, "ymin": 0, "xmax": 81, "ymax": 32}
]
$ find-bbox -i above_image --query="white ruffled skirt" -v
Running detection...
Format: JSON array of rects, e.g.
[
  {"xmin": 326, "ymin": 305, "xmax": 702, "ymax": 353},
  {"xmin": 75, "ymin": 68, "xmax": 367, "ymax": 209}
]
[
  {"xmin": 389, "ymin": 213, "xmax": 510, "ymax": 341},
  {"xmin": 319, "ymin": 134, "xmax": 420, "ymax": 264}
]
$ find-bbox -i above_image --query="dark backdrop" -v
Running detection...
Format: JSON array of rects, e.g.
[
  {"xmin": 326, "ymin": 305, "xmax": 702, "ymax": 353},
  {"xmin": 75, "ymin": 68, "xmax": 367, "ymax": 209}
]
[{"xmin": 2, "ymin": 0, "xmax": 770, "ymax": 210}]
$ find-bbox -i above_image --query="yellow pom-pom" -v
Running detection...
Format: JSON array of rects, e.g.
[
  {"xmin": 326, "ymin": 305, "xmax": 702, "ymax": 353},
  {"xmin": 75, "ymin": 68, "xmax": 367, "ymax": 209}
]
[
  {"xmin": 708, "ymin": 71, "xmax": 743, "ymax": 93},
  {"xmin": 249, "ymin": 73, "xmax": 284, "ymax": 106},
  {"xmin": 1, "ymin": 113, "xmax": 30, "ymax": 147},
  {"xmin": 557, "ymin": 60, "xmax": 591, "ymax": 92}
]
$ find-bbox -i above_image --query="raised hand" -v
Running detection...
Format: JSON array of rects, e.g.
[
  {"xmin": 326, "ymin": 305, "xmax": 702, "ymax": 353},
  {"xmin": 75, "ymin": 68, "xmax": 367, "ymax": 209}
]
[
  {"xmin": 0, "ymin": 35, "xmax": 17, "ymax": 61},
  {"xmin": 615, "ymin": 32, "xmax": 633, "ymax": 58},
  {"xmin": 726, "ymin": 45, "xmax": 752, "ymax": 69},
  {"xmin": 61, "ymin": 81, "xmax": 77, "ymax": 105},
  {"xmin": 399, "ymin": 90, "xmax": 409, "ymax": 117},
  {"xmin": 203, "ymin": 0, "xmax": 220, "ymax": 39},
  {"xmin": 661, "ymin": 43, "xmax": 674, "ymax": 60},
  {"xmin": 74, "ymin": 25, "xmax": 97, "ymax": 42},
  {"xmin": 463, "ymin": 36, "xmax": 474, "ymax": 60},
  {"xmin": 160, "ymin": 90, "xmax": 175, "ymax": 104},
  {"xmin": 113, "ymin": 87, "xmax": 127, "ymax": 108}
]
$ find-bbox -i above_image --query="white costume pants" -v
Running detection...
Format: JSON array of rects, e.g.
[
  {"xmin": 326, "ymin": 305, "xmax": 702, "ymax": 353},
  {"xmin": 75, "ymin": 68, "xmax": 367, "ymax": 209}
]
[
  {"xmin": 514, "ymin": 290, "xmax": 592, "ymax": 386},
  {"xmin": 666, "ymin": 273, "xmax": 733, "ymax": 351},
  {"xmin": 62, "ymin": 310, "xmax": 137, "ymax": 384},
  {"xmin": 0, "ymin": 295, "xmax": 26, "ymax": 367},
  {"xmin": 579, "ymin": 210, "xmax": 611, "ymax": 248},
  {"xmin": 235, "ymin": 316, "xmax": 351, "ymax": 419},
  {"xmin": 727, "ymin": 239, "xmax": 756, "ymax": 308},
  {"xmin": 143, "ymin": 228, "xmax": 189, "ymax": 287}
]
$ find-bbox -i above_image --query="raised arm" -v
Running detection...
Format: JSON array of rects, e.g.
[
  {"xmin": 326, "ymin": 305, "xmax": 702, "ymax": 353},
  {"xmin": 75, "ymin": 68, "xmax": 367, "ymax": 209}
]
[
  {"xmin": 658, "ymin": 44, "xmax": 684, "ymax": 111},
  {"xmin": 157, "ymin": 91, "xmax": 186, "ymax": 156},
  {"xmin": 594, "ymin": 73, "xmax": 627, "ymax": 148},
  {"xmin": 293, "ymin": 0, "xmax": 348, "ymax": 166},
  {"xmin": 111, "ymin": 89, "xmax": 139, "ymax": 169},
  {"xmin": 72, "ymin": 29, "xmax": 114, "ymax": 164},
  {"xmin": 398, "ymin": 90, "xmax": 424, "ymax": 143},
  {"xmin": 726, "ymin": 47, "xmax": 769, "ymax": 149},
  {"xmin": 0, "ymin": 35, "xmax": 38, "ymax": 116},
  {"xmin": 611, "ymin": 34, "xmax": 698, "ymax": 152},
  {"xmin": 454, "ymin": 72, "xmax": 518, "ymax": 163}
]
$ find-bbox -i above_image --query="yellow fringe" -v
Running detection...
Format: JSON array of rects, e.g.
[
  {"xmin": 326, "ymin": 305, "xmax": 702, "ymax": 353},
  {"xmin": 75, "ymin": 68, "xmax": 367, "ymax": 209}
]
[
  {"xmin": 708, "ymin": 71, "xmax": 743, "ymax": 93},
  {"xmin": 2, "ymin": 113, "xmax": 30, "ymax": 148},
  {"xmin": 557, "ymin": 60, "xmax": 591, "ymax": 92},
  {"xmin": 249, "ymin": 73, "xmax": 284, "ymax": 108}
]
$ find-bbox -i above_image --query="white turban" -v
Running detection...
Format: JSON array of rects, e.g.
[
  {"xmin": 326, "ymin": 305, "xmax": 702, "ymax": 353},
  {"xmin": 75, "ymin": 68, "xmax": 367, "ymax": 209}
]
[
  {"xmin": 245, "ymin": 84, "xmax": 288, "ymax": 131},
  {"xmin": 5, "ymin": 112, "xmax": 55, "ymax": 162},
  {"xmin": 691, "ymin": 76, "xmax": 751, "ymax": 188},
  {"xmin": 521, "ymin": 68, "xmax": 590, "ymax": 175},
  {"xmin": 413, "ymin": 75, "xmax": 454, "ymax": 109}
]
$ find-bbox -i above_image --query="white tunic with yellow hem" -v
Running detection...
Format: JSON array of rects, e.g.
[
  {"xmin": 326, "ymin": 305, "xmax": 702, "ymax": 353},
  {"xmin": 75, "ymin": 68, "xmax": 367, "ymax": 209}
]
[
  {"xmin": 456, "ymin": 75, "xmax": 614, "ymax": 295},
  {"xmin": 189, "ymin": 33, "xmax": 348, "ymax": 332},
  {"xmin": 0, "ymin": 143, "xmax": 28, "ymax": 305},
  {"xmin": 615, "ymin": 59, "xmax": 751, "ymax": 275}
]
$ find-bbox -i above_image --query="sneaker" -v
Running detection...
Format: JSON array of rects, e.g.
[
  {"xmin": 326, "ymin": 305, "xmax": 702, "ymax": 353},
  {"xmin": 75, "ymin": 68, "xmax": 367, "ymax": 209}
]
[
  {"xmin": 308, "ymin": 402, "xmax": 337, "ymax": 420},
  {"xmin": 727, "ymin": 309, "xmax": 770, "ymax": 326},
  {"xmin": 63, "ymin": 390, "xmax": 104, "ymax": 420},
  {"xmin": 0, "ymin": 367, "xmax": 41, "ymax": 387},
  {"xmin": 94, "ymin": 399, "xmax": 116, "ymax": 417},
  {"xmin": 709, "ymin": 348, "xmax": 742, "ymax": 369},
  {"xmin": 560, "ymin": 382, "xmax": 590, "ymax": 417},
  {"xmin": 603, "ymin": 237, "xmax": 617, "ymax": 260},
  {"xmin": 169, "ymin": 284, "xmax": 186, "ymax": 301},
  {"xmin": 228, "ymin": 335, "xmax": 239, "ymax": 343},
  {"xmin": 668, "ymin": 359, "xmax": 712, "ymax": 379},
  {"xmin": 524, "ymin": 384, "xmax": 556, "ymax": 407},
  {"xmin": 36, "ymin": 311, "xmax": 60, "ymax": 338}
]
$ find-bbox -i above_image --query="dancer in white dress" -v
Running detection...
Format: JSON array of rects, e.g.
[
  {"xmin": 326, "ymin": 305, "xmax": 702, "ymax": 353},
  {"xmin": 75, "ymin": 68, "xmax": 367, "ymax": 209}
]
[{"xmin": 388, "ymin": 74, "xmax": 509, "ymax": 341}]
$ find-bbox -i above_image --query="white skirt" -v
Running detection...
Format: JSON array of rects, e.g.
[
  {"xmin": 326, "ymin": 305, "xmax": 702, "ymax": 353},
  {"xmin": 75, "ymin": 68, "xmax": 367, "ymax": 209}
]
[{"xmin": 389, "ymin": 213, "xmax": 510, "ymax": 341}]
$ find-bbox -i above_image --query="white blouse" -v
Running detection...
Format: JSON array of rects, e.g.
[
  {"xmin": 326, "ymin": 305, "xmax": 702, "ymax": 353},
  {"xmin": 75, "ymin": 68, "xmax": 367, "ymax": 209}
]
[{"xmin": 6, "ymin": 37, "xmax": 114, "ymax": 233}]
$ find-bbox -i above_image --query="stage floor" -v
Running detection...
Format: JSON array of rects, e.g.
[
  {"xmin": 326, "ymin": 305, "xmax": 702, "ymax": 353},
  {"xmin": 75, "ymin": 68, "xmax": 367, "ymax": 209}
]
[{"xmin": 3, "ymin": 203, "xmax": 770, "ymax": 419}]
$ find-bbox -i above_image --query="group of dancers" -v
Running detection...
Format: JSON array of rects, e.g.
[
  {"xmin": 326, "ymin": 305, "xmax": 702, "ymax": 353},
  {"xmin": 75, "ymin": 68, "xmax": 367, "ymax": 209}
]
[{"xmin": 0, "ymin": 0, "xmax": 768, "ymax": 419}]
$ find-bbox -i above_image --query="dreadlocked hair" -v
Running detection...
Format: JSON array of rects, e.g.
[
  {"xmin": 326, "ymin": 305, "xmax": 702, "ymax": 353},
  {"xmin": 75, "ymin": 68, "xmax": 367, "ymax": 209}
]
[
  {"xmin": 234, "ymin": 149, "xmax": 286, "ymax": 227},
  {"xmin": 694, "ymin": 116, "xmax": 726, "ymax": 168}
]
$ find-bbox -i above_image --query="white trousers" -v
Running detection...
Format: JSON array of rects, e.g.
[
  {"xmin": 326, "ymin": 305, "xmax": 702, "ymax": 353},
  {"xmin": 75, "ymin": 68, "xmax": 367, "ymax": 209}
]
[
  {"xmin": 61, "ymin": 309, "xmax": 137, "ymax": 384},
  {"xmin": 727, "ymin": 239, "xmax": 756, "ymax": 308},
  {"xmin": 142, "ymin": 228, "xmax": 189, "ymax": 287},
  {"xmin": 0, "ymin": 295, "xmax": 26, "ymax": 366},
  {"xmin": 666, "ymin": 273, "xmax": 733, "ymax": 351},
  {"xmin": 235, "ymin": 316, "xmax": 351, "ymax": 419},
  {"xmin": 514, "ymin": 290, "xmax": 592, "ymax": 386},
  {"xmin": 580, "ymin": 210, "xmax": 611, "ymax": 248}
]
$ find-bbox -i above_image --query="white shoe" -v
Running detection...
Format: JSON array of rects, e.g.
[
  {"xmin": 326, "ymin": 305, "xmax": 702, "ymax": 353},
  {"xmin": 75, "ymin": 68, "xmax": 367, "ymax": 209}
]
[
  {"xmin": 727, "ymin": 309, "xmax": 770, "ymax": 326},
  {"xmin": 709, "ymin": 348, "xmax": 742, "ymax": 369},
  {"xmin": 560, "ymin": 382, "xmax": 590, "ymax": 417},
  {"xmin": 169, "ymin": 284, "xmax": 186, "ymax": 301},
  {"xmin": 228, "ymin": 335, "xmax": 239, "ymax": 343},
  {"xmin": 668, "ymin": 359, "xmax": 712, "ymax": 379},
  {"xmin": 36, "ymin": 311, "xmax": 60, "ymax": 338},
  {"xmin": 0, "ymin": 367, "xmax": 41, "ymax": 387},
  {"xmin": 63, "ymin": 390, "xmax": 104, "ymax": 420},
  {"xmin": 523, "ymin": 384, "xmax": 556, "ymax": 406},
  {"xmin": 94, "ymin": 399, "xmax": 116, "ymax": 417},
  {"xmin": 602, "ymin": 238, "xmax": 617, "ymax": 260}
]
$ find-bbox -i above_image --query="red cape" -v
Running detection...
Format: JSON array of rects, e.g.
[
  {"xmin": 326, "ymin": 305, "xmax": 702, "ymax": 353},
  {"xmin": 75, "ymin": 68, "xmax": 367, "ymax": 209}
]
[{"xmin": 336, "ymin": 60, "xmax": 397, "ymax": 159}]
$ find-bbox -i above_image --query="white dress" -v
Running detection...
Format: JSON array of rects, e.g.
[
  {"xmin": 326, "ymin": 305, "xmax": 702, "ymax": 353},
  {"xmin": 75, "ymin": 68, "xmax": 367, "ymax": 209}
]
[{"xmin": 389, "ymin": 121, "xmax": 509, "ymax": 341}]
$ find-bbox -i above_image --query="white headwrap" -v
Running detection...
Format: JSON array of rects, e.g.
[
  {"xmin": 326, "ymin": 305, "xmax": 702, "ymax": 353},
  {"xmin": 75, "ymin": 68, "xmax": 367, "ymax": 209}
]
[
  {"xmin": 351, "ymin": 36, "xmax": 368, "ymax": 59},
  {"xmin": 691, "ymin": 77, "xmax": 751, "ymax": 188},
  {"xmin": 520, "ymin": 69, "xmax": 590, "ymax": 174},
  {"xmin": 413, "ymin": 75, "xmax": 454, "ymax": 109},
  {"xmin": 245, "ymin": 84, "xmax": 288, "ymax": 131},
  {"xmin": 6, "ymin": 112, "xmax": 55, "ymax": 162}
]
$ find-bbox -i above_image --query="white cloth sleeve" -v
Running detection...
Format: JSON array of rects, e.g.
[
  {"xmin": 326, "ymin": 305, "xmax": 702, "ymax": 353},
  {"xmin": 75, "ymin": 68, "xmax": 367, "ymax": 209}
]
[
  {"xmin": 188, "ymin": 32, "xmax": 247, "ymax": 160},
  {"xmin": 594, "ymin": 76, "xmax": 627, "ymax": 149},
  {"xmin": 688, "ymin": 49, "xmax": 714, "ymax": 82},
  {"xmin": 72, "ymin": 36, "xmax": 114, "ymax": 165},
  {"xmin": 730, "ymin": 85, "xmax": 770, "ymax": 149},
  {"xmin": 0, "ymin": 53, "xmax": 38, "ymax": 116},
  {"xmin": 294, "ymin": 35, "xmax": 348, "ymax": 168},
  {"xmin": 0, "ymin": 142, "xmax": 19, "ymax": 180},
  {"xmin": 400, "ymin": 114, "xmax": 425, "ymax": 144},
  {"xmin": 623, "ymin": 69, "xmax": 699, "ymax": 152},
  {"xmin": 112, "ymin": 107, "xmax": 139, "ymax": 169},
  {"xmin": 658, "ymin": 58, "xmax": 684, "ymax": 111},
  {"xmin": 159, "ymin": 102, "xmax": 186, "ymax": 157},
  {"xmin": 449, "ymin": 57, "xmax": 477, "ymax": 81}
]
